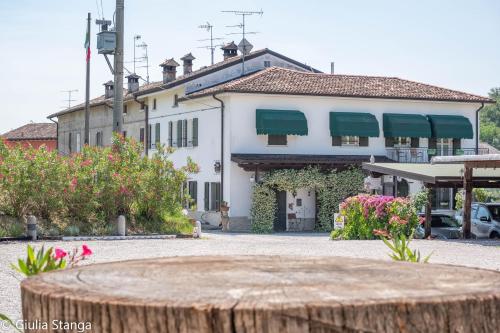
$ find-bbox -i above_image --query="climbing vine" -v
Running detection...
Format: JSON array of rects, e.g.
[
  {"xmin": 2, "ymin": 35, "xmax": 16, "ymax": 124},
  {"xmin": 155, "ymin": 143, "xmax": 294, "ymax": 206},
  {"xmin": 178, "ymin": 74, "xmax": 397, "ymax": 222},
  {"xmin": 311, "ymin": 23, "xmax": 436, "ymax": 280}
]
[{"xmin": 249, "ymin": 167, "xmax": 366, "ymax": 233}]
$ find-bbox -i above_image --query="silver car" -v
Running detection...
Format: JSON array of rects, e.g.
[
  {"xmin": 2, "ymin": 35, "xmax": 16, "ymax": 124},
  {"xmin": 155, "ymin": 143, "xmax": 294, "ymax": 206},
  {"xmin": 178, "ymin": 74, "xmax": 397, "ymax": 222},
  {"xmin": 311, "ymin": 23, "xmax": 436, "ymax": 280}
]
[{"xmin": 471, "ymin": 203, "xmax": 500, "ymax": 239}]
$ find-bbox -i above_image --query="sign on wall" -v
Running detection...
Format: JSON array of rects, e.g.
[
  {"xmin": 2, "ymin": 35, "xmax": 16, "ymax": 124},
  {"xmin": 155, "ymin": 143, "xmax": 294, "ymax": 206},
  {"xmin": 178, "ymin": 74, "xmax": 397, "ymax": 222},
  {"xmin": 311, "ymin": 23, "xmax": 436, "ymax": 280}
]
[{"xmin": 334, "ymin": 213, "xmax": 345, "ymax": 230}]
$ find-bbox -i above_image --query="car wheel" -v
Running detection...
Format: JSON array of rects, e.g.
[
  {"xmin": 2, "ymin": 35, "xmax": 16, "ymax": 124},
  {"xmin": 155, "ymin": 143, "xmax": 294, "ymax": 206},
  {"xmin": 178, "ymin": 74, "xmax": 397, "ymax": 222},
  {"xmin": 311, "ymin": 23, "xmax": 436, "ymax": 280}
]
[{"xmin": 490, "ymin": 232, "xmax": 500, "ymax": 239}]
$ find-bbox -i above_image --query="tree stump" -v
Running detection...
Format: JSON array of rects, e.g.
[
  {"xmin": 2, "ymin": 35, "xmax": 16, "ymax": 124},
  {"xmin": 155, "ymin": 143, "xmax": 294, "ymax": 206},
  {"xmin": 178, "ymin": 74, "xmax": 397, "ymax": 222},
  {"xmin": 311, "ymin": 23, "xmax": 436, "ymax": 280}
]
[{"xmin": 21, "ymin": 256, "xmax": 500, "ymax": 333}]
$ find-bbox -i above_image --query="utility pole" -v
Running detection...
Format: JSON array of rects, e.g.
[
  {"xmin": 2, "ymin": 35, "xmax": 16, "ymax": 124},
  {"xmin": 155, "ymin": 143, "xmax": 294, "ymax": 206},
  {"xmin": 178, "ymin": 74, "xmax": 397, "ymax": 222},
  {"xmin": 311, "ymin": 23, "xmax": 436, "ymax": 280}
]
[
  {"xmin": 84, "ymin": 12, "xmax": 91, "ymax": 145},
  {"xmin": 113, "ymin": 0, "xmax": 124, "ymax": 134}
]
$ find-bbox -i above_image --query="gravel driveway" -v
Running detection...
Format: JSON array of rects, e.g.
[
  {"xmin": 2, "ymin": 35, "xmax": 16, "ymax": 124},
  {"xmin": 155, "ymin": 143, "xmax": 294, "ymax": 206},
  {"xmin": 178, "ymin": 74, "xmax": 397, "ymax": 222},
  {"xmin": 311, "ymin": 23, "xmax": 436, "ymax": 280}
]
[{"xmin": 1, "ymin": 232, "xmax": 499, "ymax": 326}]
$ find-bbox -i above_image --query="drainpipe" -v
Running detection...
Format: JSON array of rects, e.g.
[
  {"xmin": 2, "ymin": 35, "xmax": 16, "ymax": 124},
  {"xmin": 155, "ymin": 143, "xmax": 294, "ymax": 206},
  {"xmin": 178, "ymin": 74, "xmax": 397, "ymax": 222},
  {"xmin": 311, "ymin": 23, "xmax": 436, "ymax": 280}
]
[
  {"xmin": 212, "ymin": 94, "xmax": 225, "ymax": 206},
  {"xmin": 133, "ymin": 95, "xmax": 148, "ymax": 155},
  {"xmin": 475, "ymin": 102, "xmax": 484, "ymax": 154},
  {"xmin": 48, "ymin": 117, "xmax": 58, "ymax": 152}
]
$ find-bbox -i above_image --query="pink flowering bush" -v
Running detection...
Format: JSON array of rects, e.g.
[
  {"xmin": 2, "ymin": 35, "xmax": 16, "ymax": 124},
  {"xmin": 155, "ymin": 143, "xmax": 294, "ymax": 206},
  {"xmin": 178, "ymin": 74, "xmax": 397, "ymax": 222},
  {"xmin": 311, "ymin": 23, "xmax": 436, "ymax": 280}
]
[
  {"xmin": 0, "ymin": 135, "xmax": 196, "ymax": 236},
  {"xmin": 336, "ymin": 194, "xmax": 420, "ymax": 240}
]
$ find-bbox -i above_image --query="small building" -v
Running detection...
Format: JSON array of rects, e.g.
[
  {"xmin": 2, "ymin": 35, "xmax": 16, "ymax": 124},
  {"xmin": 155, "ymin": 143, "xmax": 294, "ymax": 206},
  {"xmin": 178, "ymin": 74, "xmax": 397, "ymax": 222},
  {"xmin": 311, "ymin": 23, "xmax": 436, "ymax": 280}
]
[{"xmin": 1, "ymin": 122, "xmax": 57, "ymax": 150}]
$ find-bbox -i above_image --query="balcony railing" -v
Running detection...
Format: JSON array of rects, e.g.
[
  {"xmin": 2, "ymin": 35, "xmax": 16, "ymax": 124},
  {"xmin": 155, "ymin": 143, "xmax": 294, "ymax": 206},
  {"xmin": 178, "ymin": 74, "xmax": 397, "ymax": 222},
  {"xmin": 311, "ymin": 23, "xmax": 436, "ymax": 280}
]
[{"xmin": 385, "ymin": 148, "xmax": 490, "ymax": 163}]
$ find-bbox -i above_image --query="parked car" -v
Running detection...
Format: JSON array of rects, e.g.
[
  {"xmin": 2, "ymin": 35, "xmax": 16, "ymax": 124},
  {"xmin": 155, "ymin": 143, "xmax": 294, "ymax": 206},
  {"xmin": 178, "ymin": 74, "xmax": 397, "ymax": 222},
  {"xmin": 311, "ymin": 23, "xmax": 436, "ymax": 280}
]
[
  {"xmin": 471, "ymin": 203, "xmax": 500, "ymax": 239},
  {"xmin": 415, "ymin": 213, "xmax": 462, "ymax": 239}
]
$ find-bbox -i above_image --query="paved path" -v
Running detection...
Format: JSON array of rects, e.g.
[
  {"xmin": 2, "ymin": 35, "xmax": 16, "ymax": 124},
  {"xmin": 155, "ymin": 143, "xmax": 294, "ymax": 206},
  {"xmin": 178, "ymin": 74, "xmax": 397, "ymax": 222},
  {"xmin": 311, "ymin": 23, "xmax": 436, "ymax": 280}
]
[{"xmin": 1, "ymin": 232, "xmax": 499, "ymax": 327}]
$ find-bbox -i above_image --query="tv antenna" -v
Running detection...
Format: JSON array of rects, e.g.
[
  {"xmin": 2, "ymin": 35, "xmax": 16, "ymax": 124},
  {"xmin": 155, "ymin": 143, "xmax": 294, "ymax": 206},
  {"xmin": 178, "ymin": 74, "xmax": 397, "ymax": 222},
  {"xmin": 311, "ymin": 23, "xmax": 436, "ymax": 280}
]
[
  {"xmin": 61, "ymin": 89, "xmax": 78, "ymax": 109},
  {"xmin": 198, "ymin": 22, "xmax": 224, "ymax": 65},
  {"xmin": 133, "ymin": 34, "xmax": 141, "ymax": 73},
  {"xmin": 136, "ymin": 41, "xmax": 150, "ymax": 84},
  {"xmin": 222, "ymin": 10, "xmax": 263, "ymax": 74}
]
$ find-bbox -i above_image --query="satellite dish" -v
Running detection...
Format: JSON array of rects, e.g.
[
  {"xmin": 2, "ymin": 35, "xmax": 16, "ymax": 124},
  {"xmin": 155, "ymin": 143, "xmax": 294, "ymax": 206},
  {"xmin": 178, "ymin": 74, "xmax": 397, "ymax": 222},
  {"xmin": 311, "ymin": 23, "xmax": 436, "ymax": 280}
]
[{"xmin": 238, "ymin": 38, "xmax": 253, "ymax": 55}]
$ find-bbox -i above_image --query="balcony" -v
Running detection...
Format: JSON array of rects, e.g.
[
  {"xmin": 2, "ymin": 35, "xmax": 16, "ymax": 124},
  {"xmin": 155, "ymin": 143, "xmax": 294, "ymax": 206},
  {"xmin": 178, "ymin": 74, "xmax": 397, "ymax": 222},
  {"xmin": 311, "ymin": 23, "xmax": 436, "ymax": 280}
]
[{"xmin": 386, "ymin": 148, "xmax": 490, "ymax": 163}]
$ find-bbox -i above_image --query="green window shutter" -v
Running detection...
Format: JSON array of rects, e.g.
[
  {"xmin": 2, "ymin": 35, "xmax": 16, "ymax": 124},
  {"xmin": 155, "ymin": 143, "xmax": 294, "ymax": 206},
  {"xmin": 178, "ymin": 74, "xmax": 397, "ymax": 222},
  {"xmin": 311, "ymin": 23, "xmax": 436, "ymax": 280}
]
[
  {"xmin": 385, "ymin": 137, "xmax": 394, "ymax": 147},
  {"xmin": 410, "ymin": 137, "xmax": 419, "ymax": 148},
  {"xmin": 177, "ymin": 120, "xmax": 182, "ymax": 147},
  {"xmin": 204, "ymin": 182, "xmax": 210, "ymax": 211},
  {"xmin": 182, "ymin": 119, "xmax": 188, "ymax": 147},
  {"xmin": 332, "ymin": 136, "xmax": 342, "ymax": 146},
  {"xmin": 155, "ymin": 123, "xmax": 160, "ymax": 145},
  {"xmin": 148, "ymin": 124, "xmax": 152, "ymax": 149},
  {"xmin": 168, "ymin": 121, "xmax": 173, "ymax": 147},
  {"xmin": 189, "ymin": 181, "xmax": 198, "ymax": 209},
  {"xmin": 211, "ymin": 182, "xmax": 221, "ymax": 211},
  {"xmin": 140, "ymin": 128, "xmax": 145, "ymax": 143},
  {"xmin": 192, "ymin": 118, "xmax": 198, "ymax": 147},
  {"xmin": 68, "ymin": 133, "xmax": 72, "ymax": 152},
  {"xmin": 359, "ymin": 137, "xmax": 369, "ymax": 147}
]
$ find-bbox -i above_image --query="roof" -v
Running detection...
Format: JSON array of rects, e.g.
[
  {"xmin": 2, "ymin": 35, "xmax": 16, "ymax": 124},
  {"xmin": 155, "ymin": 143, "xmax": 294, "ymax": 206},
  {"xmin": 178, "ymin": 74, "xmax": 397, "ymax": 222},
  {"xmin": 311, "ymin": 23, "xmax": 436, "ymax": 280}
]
[
  {"xmin": 232, "ymin": 153, "xmax": 392, "ymax": 171},
  {"xmin": 1, "ymin": 123, "xmax": 57, "ymax": 141},
  {"xmin": 186, "ymin": 67, "xmax": 493, "ymax": 104},
  {"xmin": 48, "ymin": 48, "xmax": 321, "ymax": 119},
  {"xmin": 159, "ymin": 58, "xmax": 180, "ymax": 67},
  {"xmin": 362, "ymin": 162, "xmax": 500, "ymax": 187}
]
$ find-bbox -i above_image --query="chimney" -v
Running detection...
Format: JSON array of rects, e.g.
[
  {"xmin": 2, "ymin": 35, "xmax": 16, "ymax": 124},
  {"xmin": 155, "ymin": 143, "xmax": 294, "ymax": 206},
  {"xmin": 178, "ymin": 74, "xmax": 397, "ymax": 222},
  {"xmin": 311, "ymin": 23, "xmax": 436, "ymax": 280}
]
[
  {"xmin": 180, "ymin": 53, "xmax": 196, "ymax": 75},
  {"xmin": 159, "ymin": 58, "xmax": 180, "ymax": 83},
  {"xmin": 103, "ymin": 80, "xmax": 114, "ymax": 99},
  {"xmin": 125, "ymin": 73, "xmax": 140, "ymax": 93},
  {"xmin": 221, "ymin": 41, "xmax": 238, "ymax": 60}
]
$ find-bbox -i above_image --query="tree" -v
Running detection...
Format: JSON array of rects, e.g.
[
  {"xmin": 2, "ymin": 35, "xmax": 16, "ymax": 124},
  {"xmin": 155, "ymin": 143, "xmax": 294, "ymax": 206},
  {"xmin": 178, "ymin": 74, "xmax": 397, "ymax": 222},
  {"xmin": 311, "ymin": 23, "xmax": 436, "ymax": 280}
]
[{"xmin": 480, "ymin": 88, "xmax": 500, "ymax": 149}]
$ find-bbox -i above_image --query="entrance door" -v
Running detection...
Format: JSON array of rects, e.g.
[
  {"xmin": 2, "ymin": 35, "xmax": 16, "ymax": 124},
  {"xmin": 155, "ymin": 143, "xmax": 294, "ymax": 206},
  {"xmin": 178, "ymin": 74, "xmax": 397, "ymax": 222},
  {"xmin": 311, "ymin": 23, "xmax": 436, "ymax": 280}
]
[{"xmin": 274, "ymin": 190, "xmax": 287, "ymax": 232}]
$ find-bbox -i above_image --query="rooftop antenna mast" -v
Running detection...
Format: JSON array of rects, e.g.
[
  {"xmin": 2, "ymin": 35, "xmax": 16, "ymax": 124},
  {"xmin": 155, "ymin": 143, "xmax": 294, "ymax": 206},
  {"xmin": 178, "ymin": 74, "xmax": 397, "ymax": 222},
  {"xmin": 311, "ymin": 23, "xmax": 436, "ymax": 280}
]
[
  {"xmin": 222, "ymin": 9, "xmax": 263, "ymax": 74},
  {"xmin": 198, "ymin": 22, "xmax": 224, "ymax": 65},
  {"xmin": 133, "ymin": 35, "xmax": 141, "ymax": 73},
  {"xmin": 136, "ymin": 41, "xmax": 150, "ymax": 84},
  {"xmin": 61, "ymin": 89, "xmax": 78, "ymax": 109}
]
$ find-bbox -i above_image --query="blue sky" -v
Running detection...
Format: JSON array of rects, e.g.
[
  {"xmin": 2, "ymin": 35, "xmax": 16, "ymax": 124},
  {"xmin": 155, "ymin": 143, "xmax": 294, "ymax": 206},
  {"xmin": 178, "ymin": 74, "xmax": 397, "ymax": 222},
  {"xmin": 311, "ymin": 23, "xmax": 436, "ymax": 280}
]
[{"xmin": 1, "ymin": 0, "xmax": 499, "ymax": 133}]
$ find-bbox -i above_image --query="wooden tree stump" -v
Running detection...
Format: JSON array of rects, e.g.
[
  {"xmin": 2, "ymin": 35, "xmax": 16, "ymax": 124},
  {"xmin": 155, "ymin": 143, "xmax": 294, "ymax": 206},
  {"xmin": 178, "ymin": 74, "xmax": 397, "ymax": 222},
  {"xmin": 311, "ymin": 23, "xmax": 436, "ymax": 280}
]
[{"xmin": 22, "ymin": 256, "xmax": 500, "ymax": 333}]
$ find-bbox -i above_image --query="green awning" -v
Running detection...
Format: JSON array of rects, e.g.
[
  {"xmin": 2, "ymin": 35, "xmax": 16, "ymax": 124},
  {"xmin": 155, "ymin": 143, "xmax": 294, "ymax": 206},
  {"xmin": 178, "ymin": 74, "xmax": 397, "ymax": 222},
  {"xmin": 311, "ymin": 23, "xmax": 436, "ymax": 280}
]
[
  {"xmin": 427, "ymin": 115, "xmax": 473, "ymax": 139},
  {"xmin": 329, "ymin": 112, "xmax": 380, "ymax": 137},
  {"xmin": 256, "ymin": 109, "xmax": 308, "ymax": 136},
  {"xmin": 383, "ymin": 113, "xmax": 432, "ymax": 138}
]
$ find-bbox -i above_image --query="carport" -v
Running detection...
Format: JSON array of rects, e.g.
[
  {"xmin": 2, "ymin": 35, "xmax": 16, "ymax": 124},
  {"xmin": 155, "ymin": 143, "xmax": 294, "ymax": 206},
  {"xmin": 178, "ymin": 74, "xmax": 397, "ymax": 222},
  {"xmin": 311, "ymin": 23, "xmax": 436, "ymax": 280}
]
[{"xmin": 363, "ymin": 155, "xmax": 500, "ymax": 239}]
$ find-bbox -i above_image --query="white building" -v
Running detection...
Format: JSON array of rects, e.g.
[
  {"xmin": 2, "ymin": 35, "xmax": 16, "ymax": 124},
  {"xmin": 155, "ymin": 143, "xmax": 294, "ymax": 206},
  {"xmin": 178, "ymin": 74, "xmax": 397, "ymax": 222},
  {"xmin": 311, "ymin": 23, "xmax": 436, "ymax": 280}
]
[
  {"xmin": 50, "ymin": 45, "xmax": 493, "ymax": 232},
  {"xmin": 134, "ymin": 48, "xmax": 493, "ymax": 232}
]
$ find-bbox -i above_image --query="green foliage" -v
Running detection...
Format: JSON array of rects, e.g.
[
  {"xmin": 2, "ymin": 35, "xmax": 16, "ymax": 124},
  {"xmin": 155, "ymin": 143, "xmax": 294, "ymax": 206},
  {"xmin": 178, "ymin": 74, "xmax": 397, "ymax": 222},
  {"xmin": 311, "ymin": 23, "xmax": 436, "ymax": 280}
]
[
  {"xmin": 11, "ymin": 245, "xmax": 66, "ymax": 277},
  {"xmin": 380, "ymin": 233, "xmax": 432, "ymax": 263},
  {"xmin": 338, "ymin": 195, "xmax": 420, "ymax": 240},
  {"xmin": 455, "ymin": 188, "xmax": 497, "ymax": 210},
  {"xmin": 316, "ymin": 168, "xmax": 365, "ymax": 231},
  {"xmin": 480, "ymin": 87, "xmax": 500, "ymax": 149},
  {"xmin": 0, "ymin": 135, "xmax": 196, "ymax": 236},
  {"xmin": 251, "ymin": 167, "xmax": 365, "ymax": 233},
  {"xmin": 250, "ymin": 184, "xmax": 277, "ymax": 233},
  {"xmin": 330, "ymin": 228, "xmax": 343, "ymax": 240},
  {"xmin": 0, "ymin": 220, "xmax": 24, "ymax": 238},
  {"xmin": 410, "ymin": 188, "xmax": 428, "ymax": 213}
]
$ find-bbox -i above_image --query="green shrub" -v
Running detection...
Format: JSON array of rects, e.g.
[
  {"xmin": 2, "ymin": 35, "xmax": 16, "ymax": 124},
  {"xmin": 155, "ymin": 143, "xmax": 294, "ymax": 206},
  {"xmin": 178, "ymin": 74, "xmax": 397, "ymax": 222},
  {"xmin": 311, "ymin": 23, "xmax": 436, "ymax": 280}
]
[
  {"xmin": 250, "ymin": 184, "xmax": 277, "ymax": 233},
  {"xmin": 0, "ymin": 135, "xmax": 197, "ymax": 236}
]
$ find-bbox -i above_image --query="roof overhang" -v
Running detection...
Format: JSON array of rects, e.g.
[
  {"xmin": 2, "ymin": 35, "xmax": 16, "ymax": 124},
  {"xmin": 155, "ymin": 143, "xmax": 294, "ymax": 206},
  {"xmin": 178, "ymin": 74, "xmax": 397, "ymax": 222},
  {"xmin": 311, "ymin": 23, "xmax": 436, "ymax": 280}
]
[{"xmin": 362, "ymin": 162, "xmax": 500, "ymax": 188}]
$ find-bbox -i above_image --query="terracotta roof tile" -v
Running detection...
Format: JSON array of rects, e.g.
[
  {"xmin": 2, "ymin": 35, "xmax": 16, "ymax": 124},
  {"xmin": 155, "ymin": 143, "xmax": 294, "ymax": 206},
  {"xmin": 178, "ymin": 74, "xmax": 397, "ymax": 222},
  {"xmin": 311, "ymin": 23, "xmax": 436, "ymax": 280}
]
[
  {"xmin": 1, "ymin": 123, "xmax": 57, "ymax": 140},
  {"xmin": 187, "ymin": 67, "xmax": 493, "ymax": 103}
]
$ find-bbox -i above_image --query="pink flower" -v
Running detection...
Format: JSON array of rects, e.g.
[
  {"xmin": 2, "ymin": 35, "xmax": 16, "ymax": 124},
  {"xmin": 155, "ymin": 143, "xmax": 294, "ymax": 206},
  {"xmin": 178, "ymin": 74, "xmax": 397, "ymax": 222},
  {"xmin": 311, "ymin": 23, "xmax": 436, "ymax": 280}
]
[
  {"xmin": 81, "ymin": 159, "xmax": 92, "ymax": 167},
  {"xmin": 69, "ymin": 177, "xmax": 78, "ymax": 191},
  {"xmin": 54, "ymin": 248, "xmax": 67, "ymax": 260},
  {"xmin": 419, "ymin": 216, "xmax": 426, "ymax": 225},
  {"xmin": 81, "ymin": 245, "xmax": 93, "ymax": 257},
  {"xmin": 108, "ymin": 154, "xmax": 115, "ymax": 162}
]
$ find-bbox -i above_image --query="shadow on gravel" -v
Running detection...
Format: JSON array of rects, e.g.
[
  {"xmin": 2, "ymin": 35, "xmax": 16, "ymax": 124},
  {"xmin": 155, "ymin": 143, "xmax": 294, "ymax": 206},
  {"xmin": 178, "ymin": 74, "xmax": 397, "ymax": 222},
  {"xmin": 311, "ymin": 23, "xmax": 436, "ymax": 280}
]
[{"xmin": 437, "ymin": 239, "xmax": 500, "ymax": 247}]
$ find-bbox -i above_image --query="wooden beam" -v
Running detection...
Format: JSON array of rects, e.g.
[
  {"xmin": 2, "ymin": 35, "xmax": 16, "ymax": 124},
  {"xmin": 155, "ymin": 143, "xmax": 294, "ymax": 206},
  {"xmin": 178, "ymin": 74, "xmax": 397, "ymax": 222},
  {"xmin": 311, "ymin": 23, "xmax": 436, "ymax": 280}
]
[
  {"xmin": 462, "ymin": 166, "xmax": 473, "ymax": 239},
  {"xmin": 425, "ymin": 185, "xmax": 433, "ymax": 238}
]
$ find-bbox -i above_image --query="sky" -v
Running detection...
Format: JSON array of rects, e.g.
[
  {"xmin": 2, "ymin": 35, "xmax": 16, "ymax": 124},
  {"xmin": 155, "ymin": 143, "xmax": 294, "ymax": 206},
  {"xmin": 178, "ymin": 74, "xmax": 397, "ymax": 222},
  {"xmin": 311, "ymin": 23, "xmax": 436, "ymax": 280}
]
[{"xmin": 0, "ymin": 0, "xmax": 499, "ymax": 133}]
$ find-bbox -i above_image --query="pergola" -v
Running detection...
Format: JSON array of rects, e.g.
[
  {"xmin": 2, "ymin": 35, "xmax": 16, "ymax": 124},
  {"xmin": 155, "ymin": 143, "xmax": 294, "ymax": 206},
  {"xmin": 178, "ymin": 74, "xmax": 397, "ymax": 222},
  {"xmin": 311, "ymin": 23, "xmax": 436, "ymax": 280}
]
[{"xmin": 363, "ymin": 155, "xmax": 500, "ymax": 238}]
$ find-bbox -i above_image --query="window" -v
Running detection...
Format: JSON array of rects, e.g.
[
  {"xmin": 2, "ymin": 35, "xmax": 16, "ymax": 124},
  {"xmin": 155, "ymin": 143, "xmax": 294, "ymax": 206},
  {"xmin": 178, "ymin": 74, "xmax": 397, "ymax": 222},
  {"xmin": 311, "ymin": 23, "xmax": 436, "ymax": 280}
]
[
  {"xmin": 488, "ymin": 205, "xmax": 500, "ymax": 220},
  {"xmin": 477, "ymin": 206, "xmax": 491, "ymax": 221},
  {"xmin": 68, "ymin": 133, "xmax": 72, "ymax": 153},
  {"xmin": 437, "ymin": 138, "xmax": 453, "ymax": 156},
  {"xmin": 148, "ymin": 124, "xmax": 152, "ymax": 149},
  {"xmin": 204, "ymin": 182, "xmax": 221, "ymax": 211},
  {"xmin": 188, "ymin": 181, "xmax": 198, "ymax": 209},
  {"xmin": 341, "ymin": 136, "xmax": 359, "ymax": 146},
  {"xmin": 394, "ymin": 137, "xmax": 411, "ymax": 147},
  {"xmin": 173, "ymin": 94, "xmax": 179, "ymax": 107},
  {"xmin": 122, "ymin": 131, "xmax": 127, "ymax": 138},
  {"xmin": 192, "ymin": 118, "xmax": 198, "ymax": 147},
  {"xmin": 154, "ymin": 123, "xmax": 160, "ymax": 147},
  {"xmin": 76, "ymin": 133, "xmax": 81, "ymax": 153},
  {"xmin": 432, "ymin": 188, "xmax": 452, "ymax": 210},
  {"xmin": 96, "ymin": 131, "xmax": 103, "ymax": 147},
  {"xmin": 168, "ymin": 121, "xmax": 173, "ymax": 147},
  {"xmin": 264, "ymin": 60, "xmax": 271, "ymax": 68},
  {"xmin": 153, "ymin": 98, "xmax": 157, "ymax": 110},
  {"xmin": 268, "ymin": 135, "xmax": 287, "ymax": 146},
  {"xmin": 140, "ymin": 102, "xmax": 145, "ymax": 111},
  {"xmin": 140, "ymin": 128, "xmax": 145, "ymax": 143},
  {"xmin": 123, "ymin": 105, "xmax": 128, "ymax": 115},
  {"xmin": 182, "ymin": 119, "xmax": 188, "ymax": 147}
]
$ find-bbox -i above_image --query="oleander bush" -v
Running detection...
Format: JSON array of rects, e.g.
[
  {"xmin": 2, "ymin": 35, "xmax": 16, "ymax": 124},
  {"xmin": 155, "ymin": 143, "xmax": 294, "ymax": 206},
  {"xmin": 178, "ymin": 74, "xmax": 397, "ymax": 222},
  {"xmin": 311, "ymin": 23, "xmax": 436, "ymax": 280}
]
[
  {"xmin": 0, "ymin": 135, "xmax": 196, "ymax": 236},
  {"xmin": 332, "ymin": 194, "xmax": 421, "ymax": 240}
]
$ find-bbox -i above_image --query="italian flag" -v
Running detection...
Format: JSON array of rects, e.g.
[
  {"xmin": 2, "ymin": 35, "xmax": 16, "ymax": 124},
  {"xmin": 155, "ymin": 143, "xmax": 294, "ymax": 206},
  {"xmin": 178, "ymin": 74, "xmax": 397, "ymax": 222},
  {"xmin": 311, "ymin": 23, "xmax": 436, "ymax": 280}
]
[{"xmin": 84, "ymin": 24, "xmax": 91, "ymax": 62}]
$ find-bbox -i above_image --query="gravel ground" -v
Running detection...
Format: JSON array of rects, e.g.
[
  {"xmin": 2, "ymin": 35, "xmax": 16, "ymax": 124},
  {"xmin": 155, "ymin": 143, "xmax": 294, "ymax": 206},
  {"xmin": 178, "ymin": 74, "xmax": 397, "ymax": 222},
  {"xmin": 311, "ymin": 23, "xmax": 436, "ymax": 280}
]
[{"xmin": 1, "ymin": 232, "xmax": 499, "ymax": 326}]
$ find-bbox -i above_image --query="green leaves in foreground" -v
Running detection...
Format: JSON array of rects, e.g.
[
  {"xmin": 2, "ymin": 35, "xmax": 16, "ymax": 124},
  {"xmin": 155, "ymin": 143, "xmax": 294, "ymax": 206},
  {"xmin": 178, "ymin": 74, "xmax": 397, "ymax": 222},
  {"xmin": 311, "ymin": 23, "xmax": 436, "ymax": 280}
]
[
  {"xmin": 380, "ymin": 233, "xmax": 433, "ymax": 263},
  {"xmin": 11, "ymin": 245, "xmax": 66, "ymax": 277},
  {"xmin": 0, "ymin": 313, "xmax": 22, "ymax": 333}
]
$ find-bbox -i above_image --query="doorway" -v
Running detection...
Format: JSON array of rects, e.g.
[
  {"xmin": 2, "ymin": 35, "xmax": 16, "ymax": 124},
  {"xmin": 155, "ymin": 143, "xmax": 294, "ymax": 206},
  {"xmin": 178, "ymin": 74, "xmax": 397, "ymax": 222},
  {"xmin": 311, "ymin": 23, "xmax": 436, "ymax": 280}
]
[{"xmin": 274, "ymin": 190, "xmax": 287, "ymax": 232}]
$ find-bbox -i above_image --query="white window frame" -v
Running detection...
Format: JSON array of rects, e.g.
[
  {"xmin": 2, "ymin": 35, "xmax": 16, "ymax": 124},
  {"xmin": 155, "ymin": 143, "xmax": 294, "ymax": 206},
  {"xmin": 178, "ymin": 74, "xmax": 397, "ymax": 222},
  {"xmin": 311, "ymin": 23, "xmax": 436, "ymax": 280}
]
[
  {"xmin": 437, "ymin": 138, "xmax": 453, "ymax": 156},
  {"xmin": 394, "ymin": 137, "xmax": 411, "ymax": 148},
  {"xmin": 341, "ymin": 136, "xmax": 359, "ymax": 146}
]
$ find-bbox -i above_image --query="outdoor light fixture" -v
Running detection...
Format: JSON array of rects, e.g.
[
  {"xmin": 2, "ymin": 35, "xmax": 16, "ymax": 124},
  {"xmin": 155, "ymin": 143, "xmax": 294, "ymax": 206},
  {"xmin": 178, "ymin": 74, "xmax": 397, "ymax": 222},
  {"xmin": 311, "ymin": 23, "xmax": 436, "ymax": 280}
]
[
  {"xmin": 249, "ymin": 175, "xmax": 255, "ymax": 183},
  {"xmin": 214, "ymin": 161, "xmax": 221, "ymax": 173}
]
